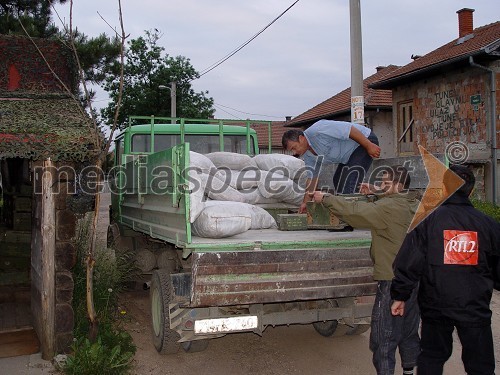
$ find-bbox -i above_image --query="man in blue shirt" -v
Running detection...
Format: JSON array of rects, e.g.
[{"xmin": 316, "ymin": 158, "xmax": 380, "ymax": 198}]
[{"xmin": 282, "ymin": 120, "xmax": 380, "ymax": 213}]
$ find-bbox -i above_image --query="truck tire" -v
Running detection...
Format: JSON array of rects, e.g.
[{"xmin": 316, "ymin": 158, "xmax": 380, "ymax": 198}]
[
  {"xmin": 150, "ymin": 269, "xmax": 181, "ymax": 354},
  {"xmin": 312, "ymin": 320, "xmax": 339, "ymax": 337},
  {"xmin": 346, "ymin": 324, "xmax": 370, "ymax": 335},
  {"xmin": 107, "ymin": 223, "xmax": 120, "ymax": 248},
  {"xmin": 182, "ymin": 339, "xmax": 210, "ymax": 353},
  {"xmin": 106, "ymin": 223, "xmax": 134, "ymax": 253}
]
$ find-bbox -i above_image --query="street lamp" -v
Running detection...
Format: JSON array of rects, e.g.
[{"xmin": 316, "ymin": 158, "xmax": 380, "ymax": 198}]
[{"xmin": 159, "ymin": 81, "xmax": 176, "ymax": 123}]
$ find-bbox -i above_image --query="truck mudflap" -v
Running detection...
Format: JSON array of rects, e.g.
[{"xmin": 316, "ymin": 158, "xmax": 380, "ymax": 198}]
[{"xmin": 190, "ymin": 246, "xmax": 376, "ymax": 307}]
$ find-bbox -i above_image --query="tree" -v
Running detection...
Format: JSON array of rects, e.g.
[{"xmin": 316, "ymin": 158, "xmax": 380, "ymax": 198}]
[
  {"xmin": 69, "ymin": 29, "xmax": 122, "ymax": 109},
  {"xmin": 0, "ymin": 0, "xmax": 67, "ymax": 37},
  {"xmin": 101, "ymin": 29, "xmax": 215, "ymax": 129}
]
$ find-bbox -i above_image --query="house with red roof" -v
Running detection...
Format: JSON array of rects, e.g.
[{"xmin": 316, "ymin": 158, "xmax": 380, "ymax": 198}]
[{"xmin": 370, "ymin": 8, "xmax": 499, "ymax": 203}]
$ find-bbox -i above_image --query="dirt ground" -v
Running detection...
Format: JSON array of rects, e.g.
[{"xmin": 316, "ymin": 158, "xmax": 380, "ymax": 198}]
[{"xmin": 99, "ymin": 193, "xmax": 500, "ymax": 375}]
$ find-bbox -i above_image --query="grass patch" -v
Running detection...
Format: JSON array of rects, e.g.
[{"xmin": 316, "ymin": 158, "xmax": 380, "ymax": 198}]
[
  {"xmin": 471, "ymin": 199, "xmax": 500, "ymax": 222},
  {"xmin": 63, "ymin": 213, "xmax": 138, "ymax": 375}
]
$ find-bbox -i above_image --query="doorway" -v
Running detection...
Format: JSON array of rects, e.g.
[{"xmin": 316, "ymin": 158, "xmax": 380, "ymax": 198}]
[{"xmin": 0, "ymin": 158, "xmax": 40, "ymax": 357}]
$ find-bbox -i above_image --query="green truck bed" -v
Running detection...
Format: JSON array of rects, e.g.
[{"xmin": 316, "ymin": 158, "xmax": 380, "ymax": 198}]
[{"xmin": 111, "ymin": 119, "xmax": 376, "ymax": 351}]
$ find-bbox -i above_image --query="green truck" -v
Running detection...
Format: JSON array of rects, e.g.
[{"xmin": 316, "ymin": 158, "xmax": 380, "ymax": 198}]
[{"xmin": 108, "ymin": 116, "xmax": 376, "ymax": 354}]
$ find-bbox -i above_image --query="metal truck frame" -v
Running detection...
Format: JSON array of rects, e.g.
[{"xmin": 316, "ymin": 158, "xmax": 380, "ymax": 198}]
[{"xmin": 108, "ymin": 116, "xmax": 376, "ymax": 354}]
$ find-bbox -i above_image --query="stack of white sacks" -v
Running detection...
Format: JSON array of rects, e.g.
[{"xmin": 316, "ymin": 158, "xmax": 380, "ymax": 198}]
[{"xmin": 188, "ymin": 151, "xmax": 307, "ymax": 238}]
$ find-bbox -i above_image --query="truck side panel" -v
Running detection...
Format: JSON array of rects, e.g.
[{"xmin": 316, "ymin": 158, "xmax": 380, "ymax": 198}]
[{"xmin": 119, "ymin": 144, "xmax": 191, "ymax": 246}]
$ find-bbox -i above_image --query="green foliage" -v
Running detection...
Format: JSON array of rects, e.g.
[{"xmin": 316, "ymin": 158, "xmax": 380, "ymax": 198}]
[
  {"xmin": 471, "ymin": 199, "xmax": 500, "ymax": 222},
  {"xmin": 64, "ymin": 326, "xmax": 136, "ymax": 375},
  {"xmin": 66, "ymin": 214, "xmax": 138, "ymax": 374},
  {"xmin": 71, "ymin": 30, "xmax": 122, "ymax": 85},
  {"xmin": 72, "ymin": 214, "xmax": 138, "ymax": 336},
  {"xmin": 0, "ymin": 0, "xmax": 66, "ymax": 37},
  {"xmin": 102, "ymin": 29, "xmax": 215, "ymax": 128}
]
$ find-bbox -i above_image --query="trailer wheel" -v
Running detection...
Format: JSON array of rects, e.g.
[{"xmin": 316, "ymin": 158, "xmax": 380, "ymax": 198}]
[
  {"xmin": 182, "ymin": 339, "xmax": 210, "ymax": 353},
  {"xmin": 107, "ymin": 223, "xmax": 134, "ymax": 253},
  {"xmin": 150, "ymin": 269, "xmax": 181, "ymax": 354},
  {"xmin": 346, "ymin": 324, "xmax": 370, "ymax": 335},
  {"xmin": 107, "ymin": 223, "xmax": 120, "ymax": 248},
  {"xmin": 312, "ymin": 320, "xmax": 339, "ymax": 337}
]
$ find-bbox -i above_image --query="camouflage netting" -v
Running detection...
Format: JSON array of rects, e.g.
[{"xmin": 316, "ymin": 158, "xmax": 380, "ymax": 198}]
[{"xmin": 0, "ymin": 95, "xmax": 100, "ymax": 161}]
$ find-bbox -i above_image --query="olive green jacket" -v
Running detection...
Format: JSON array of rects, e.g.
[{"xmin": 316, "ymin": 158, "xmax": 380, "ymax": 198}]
[{"xmin": 322, "ymin": 192, "xmax": 419, "ymax": 280}]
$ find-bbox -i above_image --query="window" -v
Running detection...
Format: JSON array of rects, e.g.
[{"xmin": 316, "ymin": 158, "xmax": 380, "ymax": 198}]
[
  {"xmin": 398, "ymin": 101, "xmax": 414, "ymax": 154},
  {"xmin": 155, "ymin": 135, "xmax": 180, "ymax": 151},
  {"xmin": 130, "ymin": 134, "xmax": 255, "ymax": 155},
  {"xmin": 115, "ymin": 139, "xmax": 124, "ymax": 165},
  {"xmin": 131, "ymin": 134, "xmax": 151, "ymax": 152}
]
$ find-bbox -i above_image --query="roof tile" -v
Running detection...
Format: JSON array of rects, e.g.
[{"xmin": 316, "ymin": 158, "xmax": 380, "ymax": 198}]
[
  {"xmin": 372, "ymin": 21, "xmax": 500, "ymax": 86},
  {"xmin": 287, "ymin": 65, "xmax": 399, "ymax": 126}
]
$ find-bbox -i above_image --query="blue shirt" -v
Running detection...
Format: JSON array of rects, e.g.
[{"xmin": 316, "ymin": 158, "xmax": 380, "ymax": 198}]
[{"xmin": 302, "ymin": 120, "xmax": 371, "ymax": 177}]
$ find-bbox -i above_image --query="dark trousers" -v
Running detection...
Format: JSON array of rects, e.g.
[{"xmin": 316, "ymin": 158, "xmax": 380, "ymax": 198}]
[
  {"xmin": 370, "ymin": 280, "xmax": 421, "ymax": 375},
  {"xmin": 417, "ymin": 321, "xmax": 495, "ymax": 375},
  {"xmin": 332, "ymin": 131, "xmax": 379, "ymax": 194}
]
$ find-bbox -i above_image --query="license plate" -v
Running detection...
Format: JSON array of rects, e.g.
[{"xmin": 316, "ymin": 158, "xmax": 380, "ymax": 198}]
[{"xmin": 194, "ymin": 316, "xmax": 258, "ymax": 334}]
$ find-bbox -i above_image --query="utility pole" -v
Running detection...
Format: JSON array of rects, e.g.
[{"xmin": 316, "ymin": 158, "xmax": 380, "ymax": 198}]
[
  {"xmin": 349, "ymin": 0, "xmax": 364, "ymax": 124},
  {"xmin": 170, "ymin": 81, "xmax": 176, "ymax": 124},
  {"xmin": 159, "ymin": 81, "xmax": 177, "ymax": 124}
]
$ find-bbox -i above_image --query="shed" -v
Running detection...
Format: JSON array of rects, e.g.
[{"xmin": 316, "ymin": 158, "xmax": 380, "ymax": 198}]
[{"xmin": 0, "ymin": 34, "xmax": 99, "ymax": 359}]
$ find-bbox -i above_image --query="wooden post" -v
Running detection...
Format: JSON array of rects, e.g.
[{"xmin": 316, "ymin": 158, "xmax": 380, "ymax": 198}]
[{"xmin": 40, "ymin": 159, "xmax": 56, "ymax": 359}]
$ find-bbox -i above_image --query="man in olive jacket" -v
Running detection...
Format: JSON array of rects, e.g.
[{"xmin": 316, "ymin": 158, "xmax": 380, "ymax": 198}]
[{"xmin": 311, "ymin": 166, "xmax": 420, "ymax": 375}]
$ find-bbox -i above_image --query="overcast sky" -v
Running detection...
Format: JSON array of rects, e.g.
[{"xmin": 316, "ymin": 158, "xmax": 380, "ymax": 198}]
[{"xmin": 53, "ymin": 0, "xmax": 499, "ymax": 121}]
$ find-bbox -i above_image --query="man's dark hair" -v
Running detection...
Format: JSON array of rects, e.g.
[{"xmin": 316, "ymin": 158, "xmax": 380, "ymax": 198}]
[
  {"xmin": 445, "ymin": 164, "xmax": 475, "ymax": 197},
  {"xmin": 385, "ymin": 166, "xmax": 411, "ymax": 190},
  {"xmin": 282, "ymin": 129, "xmax": 304, "ymax": 148}
]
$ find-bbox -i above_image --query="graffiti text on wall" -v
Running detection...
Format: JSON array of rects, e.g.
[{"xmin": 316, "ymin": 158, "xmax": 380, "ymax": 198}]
[
  {"xmin": 425, "ymin": 89, "xmax": 479, "ymax": 140},
  {"xmin": 421, "ymin": 119, "xmax": 478, "ymax": 140}
]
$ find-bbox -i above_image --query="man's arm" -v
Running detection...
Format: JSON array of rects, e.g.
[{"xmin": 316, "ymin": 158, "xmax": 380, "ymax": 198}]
[
  {"xmin": 299, "ymin": 177, "xmax": 318, "ymax": 214},
  {"xmin": 349, "ymin": 126, "xmax": 381, "ymax": 158},
  {"xmin": 390, "ymin": 228, "xmax": 426, "ymax": 303},
  {"xmin": 487, "ymin": 219, "xmax": 500, "ymax": 290},
  {"xmin": 316, "ymin": 192, "xmax": 387, "ymax": 230}
]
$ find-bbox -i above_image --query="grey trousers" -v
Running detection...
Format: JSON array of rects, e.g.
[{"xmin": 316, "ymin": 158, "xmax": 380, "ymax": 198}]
[{"xmin": 369, "ymin": 280, "xmax": 421, "ymax": 375}]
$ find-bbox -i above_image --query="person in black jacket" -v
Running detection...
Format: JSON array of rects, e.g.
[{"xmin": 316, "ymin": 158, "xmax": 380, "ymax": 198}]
[{"xmin": 390, "ymin": 164, "xmax": 500, "ymax": 375}]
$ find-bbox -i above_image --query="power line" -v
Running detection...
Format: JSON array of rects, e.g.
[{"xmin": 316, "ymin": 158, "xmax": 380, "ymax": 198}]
[
  {"xmin": 213, "ymin": 103, "xmax": 243, "ymax": 120},
  {"xmin": 196, "ymin": 0, "xmax": 301, "ymax": 79},
  {"xmin": 215, "ymin": 102, "xmax": 283, "ymax": 119}
]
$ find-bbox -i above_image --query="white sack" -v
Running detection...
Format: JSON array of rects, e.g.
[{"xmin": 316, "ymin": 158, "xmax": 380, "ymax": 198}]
[
  {"xmin": 206, "ymin": 152, "xmax": 258, "ymax": 170},
  {"xmin": 243, "ymin": 187, "xmax": 281, "ymax": 205},
  {"xmin": 204, "ymin": 173, "xmax": 247, "ymax": 202},
  {"xmin": 253, "ymin": 154, "xmax": 306, "ymax": 180},
  {"xmin": 192, "ymin": 203, "xmax": 252, "ymax": 238},
  {"xmin": 257, "ymin": 177, "xmax": 304, "ymax": 205},
  {"xmin": 204, "ymin": 201, "xmax": 277, "ymax": 230},
  {"xmin": 213, "ymin": 168, "xmax": 262, "ymax": 190},
  {"xmin": 187, "ymin": 168, "xmax": 207, "ymax": 223},
  {"xmin": 187, "ymin": 151, "xmax": 216, "ymax": 223},
  {"xmin": 189, "ymin": 151, "xmax": 216, "ymax": 174},
  {"xmin": 248, "ymin": 204, "xmax": 278, "ymax": 229}
]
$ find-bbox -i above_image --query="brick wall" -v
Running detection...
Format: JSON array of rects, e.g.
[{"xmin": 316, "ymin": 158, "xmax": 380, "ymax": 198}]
[
  {"xmin": 391, "ymin": 68, "xmax": 491, "ymax": 160},
  {"xmin": 0, "ymin": 35, "xmax": 75, "ymax": 94}
]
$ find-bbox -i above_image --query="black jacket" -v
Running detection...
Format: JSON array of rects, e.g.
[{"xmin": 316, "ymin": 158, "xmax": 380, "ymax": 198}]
[{"xmin": 391, "ymin": 193, "xmax": 500, "ymax": 325}]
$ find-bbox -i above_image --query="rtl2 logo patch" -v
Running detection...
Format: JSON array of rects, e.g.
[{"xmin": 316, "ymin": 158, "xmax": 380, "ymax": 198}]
[{"xmin": 443, "ymin": 230, "xmax": 478, "ymax": 265}]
